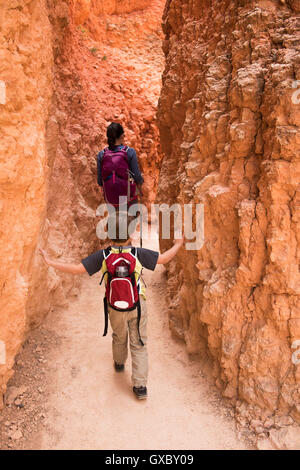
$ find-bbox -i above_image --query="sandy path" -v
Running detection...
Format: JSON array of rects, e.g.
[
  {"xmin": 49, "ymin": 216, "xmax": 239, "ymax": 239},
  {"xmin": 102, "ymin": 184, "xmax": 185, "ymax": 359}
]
[{"xmin": 20, "ymin": 230, "xmax": 248, "ymax": 450}]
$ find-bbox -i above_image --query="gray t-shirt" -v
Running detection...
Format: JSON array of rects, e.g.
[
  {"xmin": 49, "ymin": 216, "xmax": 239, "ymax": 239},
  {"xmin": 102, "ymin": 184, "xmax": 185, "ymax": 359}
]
[{"xmin": 81, "ymin": 246, "xmax": 159, "ymax": 276}]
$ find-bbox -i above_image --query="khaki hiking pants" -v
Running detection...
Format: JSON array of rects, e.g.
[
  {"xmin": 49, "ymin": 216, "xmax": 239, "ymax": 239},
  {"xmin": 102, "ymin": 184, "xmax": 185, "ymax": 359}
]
[{"xmin": 108, "ymin": 296, "xmax": 148, "ymax": 388}]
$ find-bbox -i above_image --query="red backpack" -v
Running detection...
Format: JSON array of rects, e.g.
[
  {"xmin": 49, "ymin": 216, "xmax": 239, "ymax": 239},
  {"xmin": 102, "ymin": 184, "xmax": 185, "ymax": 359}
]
[
  {"xmin": 101, "ymin": 146, "xmax": 138, "ymax": 207},
  {"xmin": 100, "ymin": 246, "xmax": 144, "ymax": 346}
]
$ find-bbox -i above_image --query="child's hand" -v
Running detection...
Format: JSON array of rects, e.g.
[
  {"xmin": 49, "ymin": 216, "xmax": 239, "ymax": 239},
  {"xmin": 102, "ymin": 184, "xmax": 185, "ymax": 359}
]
[
  {"xmin": 157, "ymin": 234, "xmax": 185, "ymax": 265},
  {"xmin": 173, "ymin": 235, "xmax": 185, "ymax": 247},
  {"xmin": 39, "ymin": 248, "xmax": 51, "ymax": 265}
]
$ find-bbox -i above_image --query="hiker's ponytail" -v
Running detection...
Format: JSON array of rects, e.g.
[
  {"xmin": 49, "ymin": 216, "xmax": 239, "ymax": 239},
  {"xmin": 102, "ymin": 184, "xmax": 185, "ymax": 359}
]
[{"xmin": 107, "ymin": 122, "xmax": 124, "ymax": 150}]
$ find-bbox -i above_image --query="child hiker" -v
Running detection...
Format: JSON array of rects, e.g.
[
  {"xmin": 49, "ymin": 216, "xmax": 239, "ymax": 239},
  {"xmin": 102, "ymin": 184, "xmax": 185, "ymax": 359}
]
[{"xmin": 39, "ymin": 212, "xmax": 185, "ymax": 400}]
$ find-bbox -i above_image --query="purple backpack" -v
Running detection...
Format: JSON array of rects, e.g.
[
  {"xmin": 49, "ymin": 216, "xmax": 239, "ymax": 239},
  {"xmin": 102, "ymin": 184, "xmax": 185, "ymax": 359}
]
[{"xmin": 101, "ymin": 146, "xmax": 138, "ymax": 207}]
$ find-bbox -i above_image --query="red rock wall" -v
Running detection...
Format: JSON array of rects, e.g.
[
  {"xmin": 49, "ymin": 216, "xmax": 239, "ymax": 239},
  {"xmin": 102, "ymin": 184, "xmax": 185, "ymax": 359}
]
[
  {"xmin": 157, "ymin": 0, "xmax": 300, "ymax": 426},
  {"xmin": 70, "ymin": 0, "xmax": 164, "ymax": 55},
  {"xmin": 65, "ymin": 0, "xmax": 165, "ymax": 207},
  {"xmin": 0, "ymin": 0, "xmax": 54, "ymax": 405},
  {"xmin": 72, "ymin": 0, "xmax": 150, "ymax": 24}
]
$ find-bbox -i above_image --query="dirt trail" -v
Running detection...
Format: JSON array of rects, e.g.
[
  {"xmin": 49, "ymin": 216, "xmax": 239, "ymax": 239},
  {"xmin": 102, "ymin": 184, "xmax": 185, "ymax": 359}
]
[{"xmin": 4, "ymin": 228, "xmax": 248, "ymax": 451}]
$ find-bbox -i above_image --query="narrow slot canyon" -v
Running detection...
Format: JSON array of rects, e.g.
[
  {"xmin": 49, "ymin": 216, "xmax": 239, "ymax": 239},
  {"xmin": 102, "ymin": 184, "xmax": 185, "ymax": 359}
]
[{"xmin": 0, "ymin": 0, "xmax": 299, "ymax": 451}]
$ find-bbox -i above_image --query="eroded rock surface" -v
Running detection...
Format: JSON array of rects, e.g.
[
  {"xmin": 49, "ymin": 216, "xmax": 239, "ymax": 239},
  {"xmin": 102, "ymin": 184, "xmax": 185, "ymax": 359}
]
[
  {"xmin": 157, "ymin": 0, "xmax": 300, "ymax": 433},
  {"xmin": 0, "ymin": 0, "xmax": 54, "ymax": 407}
]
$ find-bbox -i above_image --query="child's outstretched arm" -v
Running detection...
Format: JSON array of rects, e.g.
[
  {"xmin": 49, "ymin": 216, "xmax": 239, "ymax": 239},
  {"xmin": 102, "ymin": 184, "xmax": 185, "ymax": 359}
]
[
  {"xmin": 157, "ymin": 236, "xmax": 185, "ymax": 265},
  {"xmin": 39, "ymin": 249, "xmax": 86, "ymax": 274}
]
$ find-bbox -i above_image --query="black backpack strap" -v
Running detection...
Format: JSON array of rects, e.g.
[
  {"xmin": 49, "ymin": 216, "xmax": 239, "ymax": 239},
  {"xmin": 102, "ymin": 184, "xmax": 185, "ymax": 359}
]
[
  {"xmin": 104, "ymin": 246, "xmax": 111, "ymax": 259},
  {"xmin": 103, "ymin": 297, "xmax": 109, "ymax": 337},
  {"xmin": 131, "ymin": 247, "xmax": 137, "ymax": 257},
  {"xmin": 137, "ymin": 298, "xmax": 144, "ymax": 347},
  {"xmin": 140, "ymin": 271, "xmax": 147, "ymax": 288},
  {"xmin": 101, "ymin": 148, "xmax": 107, "ymax": 167},
  {"xmin": 100, "ymin": 247, "xmax": 111, "ymax": 284},
  {"xmin": 99, "ymin": 271, "xmax": 108, "ymax": 285},
  {"xmin": 130, "ymin": 272, "xmax": 136, "ymax": 289},
  {"xmin": 131, "ymin": 248, "xmax": 141, "ymax": 293}
]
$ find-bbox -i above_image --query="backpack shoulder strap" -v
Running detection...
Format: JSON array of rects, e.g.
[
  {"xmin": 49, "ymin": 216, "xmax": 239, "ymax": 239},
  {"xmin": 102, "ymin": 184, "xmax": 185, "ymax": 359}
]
[
  {"xmin": 104, "ymin": 246, "xmax": 111, "ymax": 259},
  {"xmin": 121, "ymin": 145, "xmax": 129, "ymax": 158},
  {"xmin": 101, "ymin": 148, "xmax": 108, "ymax": 168},
  {"xmin": 131, "ymin": 247, "xmax": 137, "ymax": 257}
]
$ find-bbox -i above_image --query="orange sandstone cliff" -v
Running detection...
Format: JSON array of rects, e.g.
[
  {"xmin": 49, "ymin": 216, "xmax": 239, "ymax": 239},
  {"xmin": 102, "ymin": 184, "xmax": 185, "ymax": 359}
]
[
  {"xmin": 0, "ymin": 0, "xmax": 55, "ymax": 405},
  {"xmin": 157, "ymin": 0, "xmax": 300, "ymax": 429}
]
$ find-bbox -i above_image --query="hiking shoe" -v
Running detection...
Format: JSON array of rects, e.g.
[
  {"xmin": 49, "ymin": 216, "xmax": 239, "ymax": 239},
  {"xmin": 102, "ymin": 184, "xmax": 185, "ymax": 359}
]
[
  {"xmin": 114, "ymin": 362, "xmax": 124, "ymax": 372},
  {"xmin": 133, "ymin": 386, "xmax": 147, "ymax": 400}
]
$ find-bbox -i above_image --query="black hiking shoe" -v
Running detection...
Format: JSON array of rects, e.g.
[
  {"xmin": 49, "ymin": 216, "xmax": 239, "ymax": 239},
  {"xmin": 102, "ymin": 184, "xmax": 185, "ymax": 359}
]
[
  {"xmin": 133, "ymin": 386, "xmax": 147, "ymax": 400},
  {"xmin": 114, "ymin": 362, "xmax": 124, "ymax": 372}
]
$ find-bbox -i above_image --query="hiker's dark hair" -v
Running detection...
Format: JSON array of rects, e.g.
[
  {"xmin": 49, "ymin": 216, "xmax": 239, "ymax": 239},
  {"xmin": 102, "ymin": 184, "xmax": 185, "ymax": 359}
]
[
  {"xmin": 107, "ymin": 211, "xmax": 138, "ymax": 243},
  {"xmin": 107, "ymin": 122, "xmax": 124, "ymax": 150}
]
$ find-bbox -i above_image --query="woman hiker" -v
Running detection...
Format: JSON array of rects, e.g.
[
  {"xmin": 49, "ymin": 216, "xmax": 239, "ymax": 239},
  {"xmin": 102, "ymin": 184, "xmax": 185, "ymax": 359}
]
[{"xmin": 97, "ymin": 122, "xmax": 144, "ymax": 211}]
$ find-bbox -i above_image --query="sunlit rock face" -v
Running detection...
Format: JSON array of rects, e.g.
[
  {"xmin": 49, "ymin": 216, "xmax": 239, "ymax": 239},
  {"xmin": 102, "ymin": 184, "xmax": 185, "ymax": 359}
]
[
  {"xmin": 157, "ymin": 0, "xmax": 300, "ymax": 425},
  {"xmin": 71, "ymin": 0, "xmax": 150, "ymax": 24},
  {"xmin": 66, "ymin": 0, "xmax": 165, "ymax": 207},
  {"xmin": 0, "ymin": 0, "xmax": 54, "ymax": 407}
]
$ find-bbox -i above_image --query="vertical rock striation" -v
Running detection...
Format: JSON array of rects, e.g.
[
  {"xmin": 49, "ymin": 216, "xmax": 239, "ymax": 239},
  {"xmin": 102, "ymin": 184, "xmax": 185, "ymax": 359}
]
[
  {"xmin": 0, "ymin": 0, "xmax": 54, "ymax": 405},
  {"xmin": 157, "ymin": 0, "xmax": 300, "ymax": 424}
]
